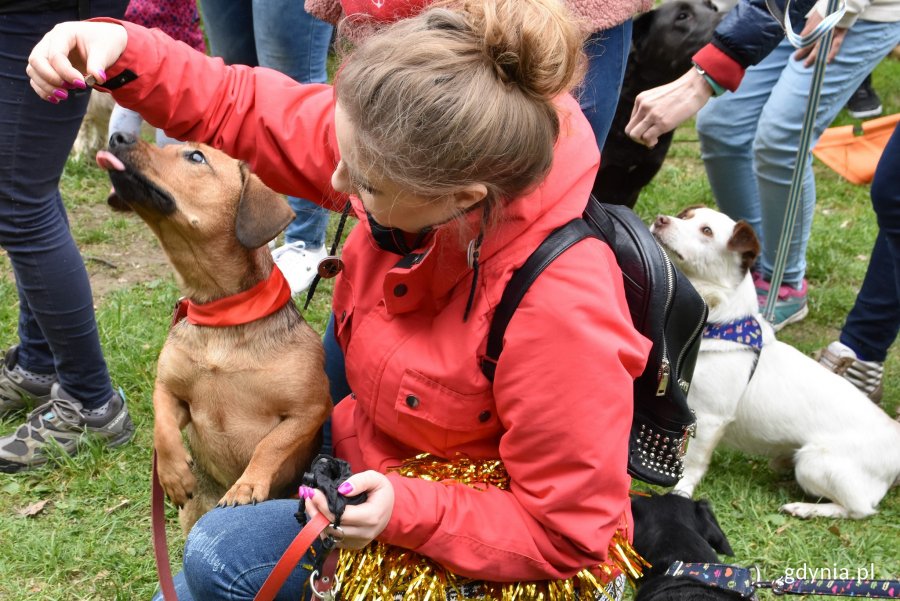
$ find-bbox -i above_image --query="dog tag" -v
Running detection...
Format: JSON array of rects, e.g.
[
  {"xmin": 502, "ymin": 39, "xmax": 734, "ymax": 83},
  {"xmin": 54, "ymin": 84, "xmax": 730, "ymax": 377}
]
[{"xmin": 317, "ymin": 256, "xmax": 344, "ymax": 279}]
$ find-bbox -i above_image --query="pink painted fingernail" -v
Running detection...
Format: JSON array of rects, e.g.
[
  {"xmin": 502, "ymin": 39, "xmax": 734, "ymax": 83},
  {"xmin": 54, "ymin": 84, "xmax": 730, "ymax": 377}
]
[
  {"xmin": 47, "ymin": 95, "xmax": 60, "ymax": 104},
  {"xmin": 298, "ymin": 485, "xmax": 313, "ymax": 499},
  {"xmin": 338, "ymin": 482, "xmax": 353, "ymax": 495},
  {"xmin": 97, "ymin": 69, "xmax": 108, "ymax": 83},
  {"xmin": 53, "ymin": 89, "xmax": 68, "ymax": 100},
  {"xmin": 71, "ymin": 79, "xmax": 87, "ymax": 89}
]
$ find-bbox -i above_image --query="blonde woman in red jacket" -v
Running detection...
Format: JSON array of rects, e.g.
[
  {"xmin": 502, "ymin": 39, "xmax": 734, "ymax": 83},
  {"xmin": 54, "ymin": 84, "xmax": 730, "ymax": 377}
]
[{"xmin": 29, "ymin": 1, "xmax": 651, "ymax": 599}]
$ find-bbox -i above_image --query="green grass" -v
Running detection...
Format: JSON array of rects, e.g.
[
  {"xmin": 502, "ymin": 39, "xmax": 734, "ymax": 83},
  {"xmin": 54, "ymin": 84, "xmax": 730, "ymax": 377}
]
[{"xmin": 1, "ymin": 59, "xmax": 899, "ymax": 600}]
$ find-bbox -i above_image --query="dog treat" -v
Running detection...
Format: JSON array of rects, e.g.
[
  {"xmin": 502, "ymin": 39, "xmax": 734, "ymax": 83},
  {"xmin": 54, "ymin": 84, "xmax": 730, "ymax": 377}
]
[{"xmin": 83, "ymin": 74, "xmax": 97, "ymax": 87}]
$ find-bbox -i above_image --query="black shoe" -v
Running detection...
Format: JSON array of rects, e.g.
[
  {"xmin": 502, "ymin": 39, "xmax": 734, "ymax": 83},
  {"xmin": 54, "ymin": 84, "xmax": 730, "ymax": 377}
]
[{"xmin": 846, "ymin": 75, "xmax": 883, "ymax": 119}]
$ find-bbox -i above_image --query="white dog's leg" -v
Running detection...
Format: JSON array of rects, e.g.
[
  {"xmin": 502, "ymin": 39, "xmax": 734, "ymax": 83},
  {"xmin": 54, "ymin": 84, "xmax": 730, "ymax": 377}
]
[
  {"xmin": 782, "ymin": 447, "xmax": 883, "ymax": 519},
  {"xmin": 674, "ymin": 414, "xmax": 732, "ymax": 497}
]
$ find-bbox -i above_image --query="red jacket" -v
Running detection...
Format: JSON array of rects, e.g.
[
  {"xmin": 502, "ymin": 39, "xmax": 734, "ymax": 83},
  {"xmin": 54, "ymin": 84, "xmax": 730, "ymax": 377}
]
[{"xmin": 104, "ymin": 21, "xmax": 651, "ymax": 582}]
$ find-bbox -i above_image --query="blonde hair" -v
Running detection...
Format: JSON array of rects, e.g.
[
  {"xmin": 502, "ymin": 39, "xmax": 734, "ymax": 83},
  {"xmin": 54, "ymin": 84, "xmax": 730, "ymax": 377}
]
[{"xmin": 334, "ymin": 0, "xmax": 587, "ymax": 211}]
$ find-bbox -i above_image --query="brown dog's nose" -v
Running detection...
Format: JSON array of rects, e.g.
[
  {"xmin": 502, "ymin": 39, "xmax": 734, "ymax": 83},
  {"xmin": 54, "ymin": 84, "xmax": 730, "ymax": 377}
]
[
  {"xmin": 654, "ymin": 215, "xmax": 670, "ymax": 228},
  {"xmin": 108, "ymin": 131, "xmax": 138, "ymax": 150}
]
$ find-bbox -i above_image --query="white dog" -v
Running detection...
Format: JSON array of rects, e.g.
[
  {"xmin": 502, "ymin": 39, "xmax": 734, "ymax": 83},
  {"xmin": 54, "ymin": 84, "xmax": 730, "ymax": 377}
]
[{"xmin": 651, "ymin": 205, "xmax": 900, "ymax": 519}]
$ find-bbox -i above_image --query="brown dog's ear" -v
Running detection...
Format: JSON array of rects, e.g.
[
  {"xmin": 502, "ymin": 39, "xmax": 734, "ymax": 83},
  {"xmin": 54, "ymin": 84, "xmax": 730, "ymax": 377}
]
[
  {"xmin": 235, "ymin": 165, "xmax": 296, "ymax": 249},
  {"xmin": 676, "ymin": 204, "xmax": 707, "ymax": 220},
  {"xmin": 727, "ymin": 220, "xmax": 760, "ymax": 273}
]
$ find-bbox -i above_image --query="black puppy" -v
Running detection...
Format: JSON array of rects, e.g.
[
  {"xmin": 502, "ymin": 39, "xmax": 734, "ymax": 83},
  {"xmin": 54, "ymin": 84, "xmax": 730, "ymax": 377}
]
[
  {"xmin": 593, "ymin": 0, "xmax": 722, "ymax": 208},
  {"xmin": 632, "ymin": 493, "xmax": 740, "ymax": 601}
]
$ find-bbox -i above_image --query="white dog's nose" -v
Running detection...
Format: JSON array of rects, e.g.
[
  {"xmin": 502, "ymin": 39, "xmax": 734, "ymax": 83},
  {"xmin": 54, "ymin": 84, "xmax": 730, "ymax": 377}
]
[{"xmin": 654, "ymin": 215, "xmax": 670, "ymax": 229}]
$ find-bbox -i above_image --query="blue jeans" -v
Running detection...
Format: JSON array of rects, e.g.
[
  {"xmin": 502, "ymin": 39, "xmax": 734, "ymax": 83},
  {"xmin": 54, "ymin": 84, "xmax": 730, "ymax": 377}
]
[
  {"xmin": 152, "ymin": 501, "xmax": 322, "ymax": 601},
  {"xmin": 579, "ymin": 20, "xmax": 633, "ymax": 150},
  {"xmin": 840, "ymin": 124, "xmax": 900, "ymax": 362},
  {"xmin": 0, "ymin": 9, "xmax": 118, "ymax": 408},
  {"xmin": 199, "ymin": 0, "xmax": 334, "ymax": 249},
  {"xmin": 697, "ymin": 21, "xmax": 900, "ymax": 287}
]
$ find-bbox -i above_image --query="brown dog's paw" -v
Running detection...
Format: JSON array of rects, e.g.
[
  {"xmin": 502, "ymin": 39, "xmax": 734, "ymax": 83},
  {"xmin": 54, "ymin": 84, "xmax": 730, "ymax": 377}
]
[
  {"xmin": 157, "ymin": 454, "xmax": 197, "ymax": 508},
  {"xmin": 218, "ymin": 479, "xmax": 272, "ymax": 507}
]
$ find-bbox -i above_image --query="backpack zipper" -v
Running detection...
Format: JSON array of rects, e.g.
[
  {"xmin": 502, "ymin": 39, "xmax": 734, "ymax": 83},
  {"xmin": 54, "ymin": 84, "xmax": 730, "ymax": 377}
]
[{"xmin": 655, "ymin": 244, "xmax": 675, "ymax": 396}]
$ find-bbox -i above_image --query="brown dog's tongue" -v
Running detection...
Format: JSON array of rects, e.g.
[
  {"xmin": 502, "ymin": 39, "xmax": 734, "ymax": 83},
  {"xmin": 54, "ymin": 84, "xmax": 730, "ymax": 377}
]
[{"xmin": 96, "ymin": 150, "xmax": 125, "ymax": 171}]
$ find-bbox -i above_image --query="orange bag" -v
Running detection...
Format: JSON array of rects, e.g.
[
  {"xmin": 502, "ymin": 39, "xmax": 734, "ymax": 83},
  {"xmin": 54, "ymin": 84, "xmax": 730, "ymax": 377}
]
[{"xmin": 812, "ymin": 113, "xmax": 900, "ymax": 185}]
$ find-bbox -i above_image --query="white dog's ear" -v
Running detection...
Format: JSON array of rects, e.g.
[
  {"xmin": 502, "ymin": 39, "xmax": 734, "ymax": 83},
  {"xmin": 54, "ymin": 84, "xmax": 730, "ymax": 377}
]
[{"xmin": 727, "ymin": 221, "xmax": 760, "ymax": 273}]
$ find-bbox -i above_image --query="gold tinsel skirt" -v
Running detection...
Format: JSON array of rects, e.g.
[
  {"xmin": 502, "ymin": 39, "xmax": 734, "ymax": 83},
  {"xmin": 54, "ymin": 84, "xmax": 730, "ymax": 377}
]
[{"xmin": 327, "ymin": 454, "xmax": 646, "ymax": 601}]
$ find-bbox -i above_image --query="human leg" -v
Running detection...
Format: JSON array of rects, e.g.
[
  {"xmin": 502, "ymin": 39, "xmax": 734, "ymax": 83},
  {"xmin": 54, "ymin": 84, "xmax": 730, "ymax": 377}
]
[
  {"xmin": 580, "ymin": 20, "xmax": 633, "ymax": 150},
  {"xmin": 0, "ymin": 10, "xmax": 133, "ymax": 470},
  {"xmin": 819, "ymin": 124, "xmax": 900, "ymax": 401},
  {"xmin": 754, "ymin": 22, "xmax": 900, "ymax": 289},
  {"xmin": 152, "ymin": 500, "xmax": 319, "ymax": 601},
  {"xmin": 196, "ymin": 0, "xmax": 257, "ymax": 66},
  {"xmin": 697, "ymin": 42, "xmax": 792, "ymax": 243},
  {"xmin": 251, "ymin": 0, "xmax": 335, "ymax": 290}
]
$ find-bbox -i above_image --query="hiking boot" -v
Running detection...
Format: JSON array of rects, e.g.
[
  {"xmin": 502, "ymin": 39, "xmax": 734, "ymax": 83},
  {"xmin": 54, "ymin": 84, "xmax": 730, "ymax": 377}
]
[
  {"xmin": 272, "ymin": 241, "xmax": 328, "ymax": 295},
  {"xmin": 755, "ymin": 276, "xmax": 809, "ymax": 331},
  {"xmin": 0, "ymin": 383, "xmax": 135, "ymax": 473},
  {"xmin": 0, "ymin": 346, "xmax": 56, "ymax": 417},
  {"xmin": 816, "ymin": 340, "xmax": 884, "ymax": 403},
  {"xmin": 846, "ymin": 75, "xmax": 883, "ymax": 119}
]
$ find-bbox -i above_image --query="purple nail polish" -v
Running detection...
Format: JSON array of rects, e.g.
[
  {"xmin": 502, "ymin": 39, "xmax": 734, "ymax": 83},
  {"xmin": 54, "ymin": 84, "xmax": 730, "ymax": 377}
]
[
  {"xmin": 97, "ymin": 69, "xmax": 108, "ymax": 83},
  {"xmin": 338, "ymin": 482, "xmax": 353, "ymax": 495},
  {"xmin": 72, "ymin": 79, "xmax": 87, "ymax": 90},
  {"xmin": 53, "ymin": 89, "xmax": 68, "ymax": 100},
  {"xmin": 47, "ymin": 95, "xmax": 59, "ymax": 104}
]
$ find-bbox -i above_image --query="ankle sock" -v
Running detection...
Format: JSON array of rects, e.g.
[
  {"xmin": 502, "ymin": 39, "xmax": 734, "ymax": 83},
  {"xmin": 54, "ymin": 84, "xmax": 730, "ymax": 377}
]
[{"xmin": 11, "ymin": 364, "xmax": 55, "ymax": 388}]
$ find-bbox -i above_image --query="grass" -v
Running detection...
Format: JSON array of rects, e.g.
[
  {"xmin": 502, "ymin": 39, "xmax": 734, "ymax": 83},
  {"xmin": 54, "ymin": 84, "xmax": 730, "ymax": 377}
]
[{"xmin": 1, "ymin": 58, "xmax": 899, "ymax": 600}]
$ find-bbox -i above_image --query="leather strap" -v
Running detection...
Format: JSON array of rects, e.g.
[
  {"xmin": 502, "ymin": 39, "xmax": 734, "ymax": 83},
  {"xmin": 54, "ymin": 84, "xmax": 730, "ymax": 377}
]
[
  {"xmin": 152, "ymin": 451, "xmax": 178, "ymax": 601},
  {"xmin": 254, "ymin": 512, "xmax": 331, "ymax": 601}
]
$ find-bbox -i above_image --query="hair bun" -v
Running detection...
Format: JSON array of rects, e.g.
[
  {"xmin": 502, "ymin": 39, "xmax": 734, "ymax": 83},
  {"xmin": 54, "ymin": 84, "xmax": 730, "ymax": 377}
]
[{"xmin": 463, "ymin": 0, "xmax": 586, "ymax": 100}]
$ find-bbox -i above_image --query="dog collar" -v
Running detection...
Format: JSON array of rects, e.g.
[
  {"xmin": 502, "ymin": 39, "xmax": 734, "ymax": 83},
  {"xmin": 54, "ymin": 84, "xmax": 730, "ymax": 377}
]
[
  {"xmin": 702, "ymin": 316, "xmax": 763, "ymax": 351},
  {"xmin": 183, "ymin": 265, "xmax": 292, "ymax": 327}
]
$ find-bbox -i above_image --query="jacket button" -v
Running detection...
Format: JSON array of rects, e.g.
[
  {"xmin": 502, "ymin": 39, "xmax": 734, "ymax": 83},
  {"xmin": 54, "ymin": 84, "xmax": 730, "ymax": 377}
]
[
  {"xmin": 340, "ymin": 310, "xmax": 347, "ymax": 323},
  {"xmin": 394, "ymin": 284, "xmax": 408, "ymax": 297},
  {"xmin": 405, "ymin": 395, "xmax": 419, "ymax": 409},
  {"xmin": 478, "ymin": 410, "xmax": 491, "ymax": 423}
]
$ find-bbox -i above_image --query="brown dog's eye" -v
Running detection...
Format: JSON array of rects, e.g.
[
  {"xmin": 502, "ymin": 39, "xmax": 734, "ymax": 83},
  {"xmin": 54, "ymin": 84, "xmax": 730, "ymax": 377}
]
[
  {"xmin": 701, "ymin": 226, "xmax": 713, "ymax": 237},
  {"xmin": 186, "ymin": 150, "xmax": 207, "ymax": 165}
]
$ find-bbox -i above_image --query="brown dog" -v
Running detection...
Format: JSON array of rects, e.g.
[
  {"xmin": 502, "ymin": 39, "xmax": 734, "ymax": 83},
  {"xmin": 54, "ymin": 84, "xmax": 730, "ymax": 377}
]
[{"xmin": 97, "ymin": 133, "xmax": 331, "ymax": 531}]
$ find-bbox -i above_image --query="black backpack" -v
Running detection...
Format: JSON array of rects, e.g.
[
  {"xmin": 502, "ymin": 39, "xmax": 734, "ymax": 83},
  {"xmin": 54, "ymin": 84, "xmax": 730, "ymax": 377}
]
[{"xmin": 480, "ymin": 197, "xmax": 708, "ymax": 487}]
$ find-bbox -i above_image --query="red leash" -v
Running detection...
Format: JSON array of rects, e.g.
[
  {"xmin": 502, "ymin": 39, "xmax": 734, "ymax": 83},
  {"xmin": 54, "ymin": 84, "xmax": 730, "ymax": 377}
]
[{"xmin": 151, "ymin": 456, "xmax": 332, "ymax": 601}]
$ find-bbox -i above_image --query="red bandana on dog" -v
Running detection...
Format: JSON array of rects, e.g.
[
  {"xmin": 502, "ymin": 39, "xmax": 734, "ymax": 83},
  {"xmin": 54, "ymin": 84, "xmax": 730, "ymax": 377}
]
[{"xmin": 184, "ymin": 265, "xmax": 293, "ymax": 327}]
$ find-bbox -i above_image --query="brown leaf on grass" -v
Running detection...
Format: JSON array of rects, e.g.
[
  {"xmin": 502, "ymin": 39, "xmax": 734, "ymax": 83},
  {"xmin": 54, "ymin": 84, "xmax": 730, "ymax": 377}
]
[
  {"xmin": 774, "ymin": 523, "xmax": 791, "ymax": 535},
  {"xmin": 828, "ymin": 524, "xmax": 842, "ymax": 536},
  {"xmin": 16, "ymin": 499, "xmax": 50, "ymax": 517}
]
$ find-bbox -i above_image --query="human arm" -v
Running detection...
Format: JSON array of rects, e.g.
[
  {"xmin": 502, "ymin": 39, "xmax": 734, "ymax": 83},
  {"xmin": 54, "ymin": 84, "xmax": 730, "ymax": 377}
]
[
  {"xmin": 625, "ymin": 0, "xmax": 819, "ymax": 146},
  {"xmin": 28, "ymin": 20, "xmax": 345, "ymax": 208}
]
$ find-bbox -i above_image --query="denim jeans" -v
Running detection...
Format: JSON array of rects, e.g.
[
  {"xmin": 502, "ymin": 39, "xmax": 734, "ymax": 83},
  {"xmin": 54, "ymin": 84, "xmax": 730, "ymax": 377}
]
[
  {"xmin": 840, "ymin": 124, "xmax": 900, "ymax": 362},
  {"xmin": 579, "ymin": 20, "xmax": 634, "ymax": 150},
  {"xmin": 0, "ymin": 9, "xmax": 116, "ymax": 408},
  {"xmin": 199, "ymin": 0, "xmax": 334, "ymax": 249},
  {"xmin": 152, "ymin": 501, "xmax": 321, "ymax": 601},
  {"xmin": 696, "ymin": 21, "xmax": 900, "ymax": 287}
]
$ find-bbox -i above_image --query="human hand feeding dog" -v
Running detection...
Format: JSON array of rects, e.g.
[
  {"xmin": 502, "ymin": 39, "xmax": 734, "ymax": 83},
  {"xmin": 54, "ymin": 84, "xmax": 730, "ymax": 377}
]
[
  {"xmin": 651, "ymin": 206, "xmax": 900, "ymax": 519},
  {"xmin": 97, "ymin": 134, "xmax": 331, "ymax": 531}
]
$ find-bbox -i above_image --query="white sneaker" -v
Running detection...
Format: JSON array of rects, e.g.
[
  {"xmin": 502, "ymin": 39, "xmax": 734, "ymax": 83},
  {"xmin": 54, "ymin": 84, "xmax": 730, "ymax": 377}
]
[
  {"xmin": 816, "ymin": 340, "xmax": 884, "ymax": 403},
  {"xmin": 272, "ymin": 241, "xmax": 328, "ymax": 294}
]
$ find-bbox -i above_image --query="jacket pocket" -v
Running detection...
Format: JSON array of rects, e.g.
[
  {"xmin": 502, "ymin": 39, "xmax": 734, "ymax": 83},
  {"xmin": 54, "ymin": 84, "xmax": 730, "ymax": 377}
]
[{"xmin": 394, "ymin": 369, "xmax": 500, "ymax": 451}]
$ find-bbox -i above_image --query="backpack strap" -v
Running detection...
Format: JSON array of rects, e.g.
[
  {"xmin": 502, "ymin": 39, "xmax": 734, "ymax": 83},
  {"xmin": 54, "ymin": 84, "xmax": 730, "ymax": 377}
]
[{"xmin": 481, "ymin": 217, "xmax": 597, "ymax": 382}]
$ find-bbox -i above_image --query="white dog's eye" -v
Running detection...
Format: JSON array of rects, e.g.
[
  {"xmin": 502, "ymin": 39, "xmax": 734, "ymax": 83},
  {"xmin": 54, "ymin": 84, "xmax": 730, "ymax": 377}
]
[
  {"xmin": 186, "ymin": 150, "xmax": 207, "ymax": 165},
  {"xmin": 701, "ymin": 226, "xmax": 713, "ymax": 236}
]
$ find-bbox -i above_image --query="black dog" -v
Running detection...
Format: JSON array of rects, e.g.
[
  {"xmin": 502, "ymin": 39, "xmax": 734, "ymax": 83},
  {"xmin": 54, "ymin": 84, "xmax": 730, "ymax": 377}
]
[
  {"xmin": 632, "ymin": 493, "xmax": 740, "ymax": 600},
  {"xmin": 593, "ymin": 0, "xmax": 722, "ymax": 208}
]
